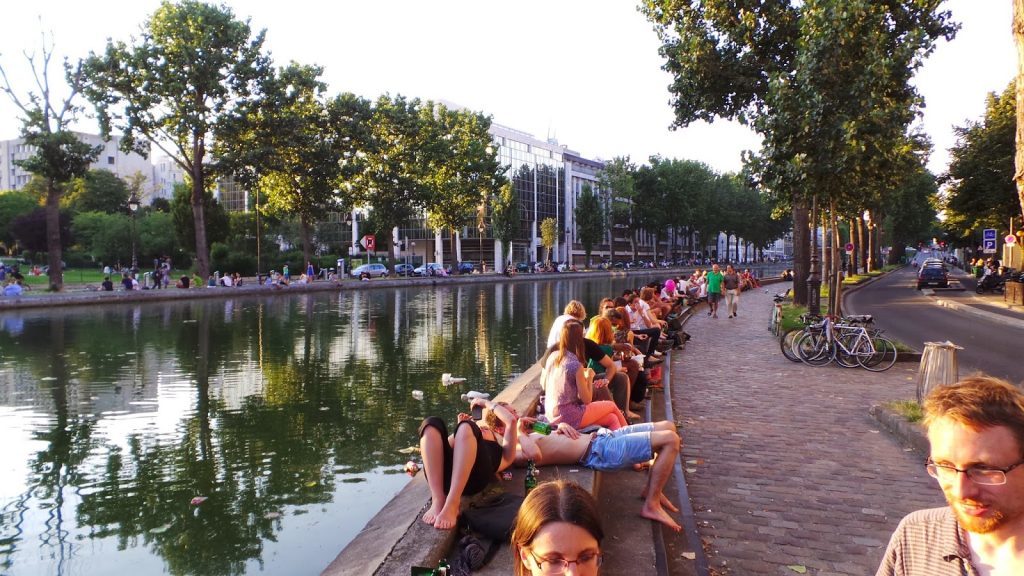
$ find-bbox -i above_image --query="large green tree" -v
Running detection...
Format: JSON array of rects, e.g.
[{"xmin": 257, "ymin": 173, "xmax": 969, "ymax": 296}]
[
  {"xmin": 641, "ymin": 0, "xmax": 955, "ymax": 307},
  {"xmin": 171, "ymin": 183, "xmax": 229, "ymax": 261},
  {"xmin": 0, "ymin": 36, "xmax": 101, "ymax": 290},
  {"xmin": 573, "ymin": 183, "xmax": 604, "ymax": 267},
  {"xmin": 942, "ymin": 82, "xmax": 1016, "ymax": 236},
  {"xmin": 81, "ymin": 0, "xmax": 273, "ymax": 279},
  {"xmin": 217, "ymin": 63, "xmax": 346, "ymax": 266},
  {"xmin": 597, "ymin": 156, "xmax": 636, "ymax": 263},
  {"xmin": 421, "ymin": 102, "xmax": 505, "ymax": 267},
  {"xmin": 63, "ymin": 169, "xmax": 130, "ymax": 214}
]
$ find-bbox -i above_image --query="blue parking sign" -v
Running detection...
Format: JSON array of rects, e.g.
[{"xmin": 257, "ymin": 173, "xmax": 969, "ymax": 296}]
[{"xmin": 983, "ymin": 228, "xmax": 997, "ymax": 241}]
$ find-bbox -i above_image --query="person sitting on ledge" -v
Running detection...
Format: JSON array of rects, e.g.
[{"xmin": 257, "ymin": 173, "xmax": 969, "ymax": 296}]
[
  {"xmin": 418, "ymin": 397, "xmax": 519, "ymax": 530},
  {"xmin": 176, "ymin": 275, "xmax": 190, "ymax": 289},
  {"xmin": 486, "ymin": 405, "xmax": 683, "ymax": 531}
]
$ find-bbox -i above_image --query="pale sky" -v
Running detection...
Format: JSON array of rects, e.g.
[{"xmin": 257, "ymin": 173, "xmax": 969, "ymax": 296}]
[{"xmin": 0, "ymin": 0, "xmax": 1014, "ymax": 176}]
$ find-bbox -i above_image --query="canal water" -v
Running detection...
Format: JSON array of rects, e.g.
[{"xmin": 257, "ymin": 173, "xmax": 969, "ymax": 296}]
[{"xmin": 0, "ymin": 273, "xmax": 705, "ymax": 576}]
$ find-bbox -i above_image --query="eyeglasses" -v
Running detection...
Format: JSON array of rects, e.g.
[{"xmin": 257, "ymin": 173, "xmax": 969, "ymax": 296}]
[
  {"xmin": 526, "ymin": 550, "xmax": 603, "ymax": 574},
  {"xmin": 926, "ymin": 458, "xmax": 1024, "ymax": 486}
]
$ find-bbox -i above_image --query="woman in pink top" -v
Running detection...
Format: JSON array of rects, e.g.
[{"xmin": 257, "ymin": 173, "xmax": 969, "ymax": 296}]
[{"xmin": 543, "ymin": 321, "xmax": 626, "ymax": 431}]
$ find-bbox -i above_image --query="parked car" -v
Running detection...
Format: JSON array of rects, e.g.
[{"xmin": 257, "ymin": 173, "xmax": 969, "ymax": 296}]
[
  {"xmin": 350, "ymin": 263, "xmax": 389, "ymax": 279},
  {"xmin": 394, "ymin": 263, "xmax": 415, "ymax": 276},
  {"xmin": 456, "ymin": 261, "xmax": 476, "ymax": 274},
  {"xmin": 515, "ymin": 262, "xmax": 531, "ymax": 274},
  {"xmin": 916, "ymin": 266, "xmax": 948, "ymax": 289},
  {"xmin": 414, "ymin": 262, "xmax": 446, "ymax": 277}
]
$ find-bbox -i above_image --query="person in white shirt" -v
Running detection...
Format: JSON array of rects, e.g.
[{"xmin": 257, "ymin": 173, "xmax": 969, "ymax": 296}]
[{"xmin": 546, "ymin": 300, "xmax": 587, "ymax": 348}]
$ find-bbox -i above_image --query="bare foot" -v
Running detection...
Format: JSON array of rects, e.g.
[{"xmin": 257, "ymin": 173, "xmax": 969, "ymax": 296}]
[
  {"xmin": 433, "ymin": 502, "xmax": 459, "ymax": 530},
  {"xmin": 633, "ymin": 456, "xmax": 657, "ymax": 472},
  {"xmin": 422, "ymin": 499, "xmax": 444, "ymax": 526},
  {"xmin": 658, "ymin": 492, "xmax": 679, "ymax": 512},
  {"xmin": 627, "ymin": 411, "xmax": 643, "ymax": 420},
  {"xmin": 641, "ymin": 503, "xmax": 682, "ymax": 532}
]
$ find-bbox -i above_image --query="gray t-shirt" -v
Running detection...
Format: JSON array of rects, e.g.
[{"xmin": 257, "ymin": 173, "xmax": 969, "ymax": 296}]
[
  {"xmin": 875, "ymin": 507, "xmax": 975, "ymax": 576},
  {"xmin": 723, "ymin": 272, "xmax": 740, "ymax": 290}
]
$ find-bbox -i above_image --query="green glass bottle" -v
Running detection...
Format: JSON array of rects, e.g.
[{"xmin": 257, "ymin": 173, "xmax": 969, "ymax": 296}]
[
  {"xmin": 531, "ymin": 421, "xmax": 552, "ymax": 435},
  {"xmin": 525, "ymin": 459, "xmax": 538, "ymax": 494}
]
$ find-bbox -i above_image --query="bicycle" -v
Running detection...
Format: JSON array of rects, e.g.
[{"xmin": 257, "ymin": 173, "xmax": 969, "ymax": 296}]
[
  {"xmin": 779, "ymin": 312, "xmax": 821, "ymax": 363},
  {"xmin": 768, "ymin": 289, "xmax": 791, "ymax": 336},
  {"xmin": 795, "ymin": 315, "xmax": 898, "ymax": 372}
]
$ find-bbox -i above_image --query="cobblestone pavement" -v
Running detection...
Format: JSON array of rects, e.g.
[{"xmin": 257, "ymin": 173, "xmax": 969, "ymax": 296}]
[{"xmin": 670, "ymin": 286, "xmax": 946, "ymax": 575}]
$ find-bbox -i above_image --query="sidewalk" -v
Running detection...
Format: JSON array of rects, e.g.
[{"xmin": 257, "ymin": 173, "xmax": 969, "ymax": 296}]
[{"xmin": 668, "ymin": 287, "xmax": 946, "ymax": 575}]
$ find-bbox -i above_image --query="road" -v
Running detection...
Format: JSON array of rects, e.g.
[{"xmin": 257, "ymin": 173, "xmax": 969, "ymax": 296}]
[{"xmin": 844, "ymin": 266, "xmax": 1023, "ymax": 383}]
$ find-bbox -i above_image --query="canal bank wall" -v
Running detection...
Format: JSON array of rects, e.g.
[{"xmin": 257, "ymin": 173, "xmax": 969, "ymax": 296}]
[{"xmin": 0, "ymin": 265, "xmax": 788, "ymax": 312}]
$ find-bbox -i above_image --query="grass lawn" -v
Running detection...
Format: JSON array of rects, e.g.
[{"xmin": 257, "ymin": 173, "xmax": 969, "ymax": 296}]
[{"xmin": 16, "ymin": 268, "xmax": 186, "ymax": 290}]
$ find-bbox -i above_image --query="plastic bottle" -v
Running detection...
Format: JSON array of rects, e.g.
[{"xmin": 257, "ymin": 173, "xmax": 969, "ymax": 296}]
[
  {"xmin": 435, "ymin": 558, "xmax": 451, "ymax": 576},
  {"xmin": 525, "ymin": 459, "xmax": 538, "ymax": 494}
]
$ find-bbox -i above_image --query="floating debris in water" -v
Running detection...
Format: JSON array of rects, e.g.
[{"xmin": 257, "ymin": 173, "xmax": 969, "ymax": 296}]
[
  {"xmin": 405, "ymin": 461, "xmax": 419, "ymax": 475},
  {"xmin": 190, "ymin": 496, "xmax": 208, "ymax": 506},
  {"xmin": 41, "ymin": 377, "xmax": 57, "ymax": 381},
  {"xmin": 149, "ymin": 522, "xmax": 173, "ymax": 534},
  {"xmin": 305, "ymin": 481, "xmax": 318, "ymax": 488},
  {"xmin": 411, "ymin": 390, "xmax": 424, "ymax": 400},
  {"xmin": 397, "ymin": 446, "xmax": 419, "ymax": 454},
  {"xmin": 263, "ymin": 512, "xmax": 282, "ymax": 520}
]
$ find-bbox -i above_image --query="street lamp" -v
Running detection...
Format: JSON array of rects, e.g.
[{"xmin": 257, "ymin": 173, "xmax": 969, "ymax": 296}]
[
  {"xmin": 128, "ymin": 193, "xmax": 140, "ymax": 272},
  {"xmin": 478, "ymin": 222, "xmax": 485, "ymax": 272}
]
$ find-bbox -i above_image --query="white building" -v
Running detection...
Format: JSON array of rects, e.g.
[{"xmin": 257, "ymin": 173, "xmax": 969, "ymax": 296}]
[{"xmin": 0, "ymin": 132, "xmax": 153, "ymax": 192}]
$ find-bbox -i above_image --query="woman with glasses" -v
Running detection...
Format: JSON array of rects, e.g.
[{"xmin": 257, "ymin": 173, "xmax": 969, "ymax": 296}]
[{"xmin": 512, "ymin": 480, "xmax": 604, "ymax": 576}]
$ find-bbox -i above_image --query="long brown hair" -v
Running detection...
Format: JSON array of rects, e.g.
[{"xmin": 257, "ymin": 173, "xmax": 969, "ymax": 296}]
[
  {"xmin": 512, "ymin": 480, "xmax": 604, "ymax": 576},
  {"xmin": 552, "ymin": 320, "xmax": 586, "ymax": 367}
]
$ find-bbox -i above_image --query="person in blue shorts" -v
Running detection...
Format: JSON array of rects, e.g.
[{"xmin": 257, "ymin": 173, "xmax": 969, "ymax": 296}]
[{"xmin": 487, "ymin": 405, "xmax": 682, "ymax": 531}]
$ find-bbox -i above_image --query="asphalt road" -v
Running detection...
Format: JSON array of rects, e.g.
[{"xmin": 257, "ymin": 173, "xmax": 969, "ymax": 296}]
[{"xmin": 844, "ymin": 266, "xmax": 1023, "ymax": 383}]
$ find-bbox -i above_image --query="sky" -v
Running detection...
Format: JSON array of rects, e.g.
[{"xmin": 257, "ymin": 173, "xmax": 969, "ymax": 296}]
[{"xmin": 0, "ymin": 0, "xmax": 1015, "ymax": 177}]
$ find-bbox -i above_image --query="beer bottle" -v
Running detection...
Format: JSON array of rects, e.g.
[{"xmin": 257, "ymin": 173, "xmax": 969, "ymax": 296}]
[
  {"xmin": 525, "ymin": 459, "xmax": 538, "ymax": 494},
  {"xmin": 531, "ymin": 421, "xmax": 552, "ymax": 435}
]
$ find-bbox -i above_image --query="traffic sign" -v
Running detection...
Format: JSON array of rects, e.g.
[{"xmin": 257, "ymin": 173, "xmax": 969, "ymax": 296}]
[
  {"xmin": 360, "ymin": 234, "xmax": 376, "ymax": 251},
  {"xmin": 983, "ymin": 239, "xmax": 997, "ymax": 254},
  {"xmin": 983, "ymin": 228, "xmax": 997, "ymax": 241},
  {"xmin": 844, "ymin": 242, "xmax": 855, "ymax": 254},
  {"xmin": 1006, "ymin": 234, "xmax": 1017, "ymax": 245}
]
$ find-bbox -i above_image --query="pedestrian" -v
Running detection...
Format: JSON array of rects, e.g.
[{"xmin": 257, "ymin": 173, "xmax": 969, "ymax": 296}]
[
  {"xmin": 283, "ymin": 263, "xmax": 290, "ymax": 282},
  {"xmin": 723, "ymin": 264, "xmax": 741, "ymax": 318},
  {"xmin": 306, "ymin": 261, "xmax": 314, "ymax": 282},
  {"xmin": 876, "ymin": 375, "xmax": 1024, "ymax": 575},
  {"xmin": 706, "ymin": 263, "xmax": 724, "ymax": 318}
]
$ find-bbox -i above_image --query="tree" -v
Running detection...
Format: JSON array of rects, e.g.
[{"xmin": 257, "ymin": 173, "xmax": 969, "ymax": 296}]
[
  {"xmin": 597, "ymin": 156, "xmax": 636, "ymax": 263},
  {"xmin": 11, "ymin": 207, "xmax": 73, "ymax": 253},
  {"xmin": 574, "ymin": 184, "xmax": 604, "ymax": 267},
  {"xmin": 1015, "ymin": 0, "xmax": 1024, "ymax": 223},
  {"xmin": 171, "ymin": 183, "xmax": 229, "ymax": 259},
  {"xmin": 539, "ymin": 217, "xmax": 558, "ymax": 263},
  {"xmin": 641, "ymin": 0, "xmax": 956, "ymax": 307},
  {"xmin": 421, "ymin": 103, "xmax": 506, "ymax": 267},
  {"xmin": 942, "ymin": 82, "xmax": 1016, "ymax": 235},
  {"xmin": 0, "ymin": 190, "xmax": 39, "ymax": 251},
  {"xmin": 217, "ymin": 63, "xmax": 346, "ymax": 266},
  {"xmin": 0, "ymin": 34, "xmax": 101, "ymax": 290},
  {"xmin": 490, "ymin": 182, "xmax": 519, "ymax": 268},
  {"xmin": 71, "ymin": 211, "xmax": 130, "ymax": 264},
  {"xmin": 63, "ymin": 169, "xmax": 130, "ymax": 214},
  {"xmin": 81, "ymin": 0, "xmax": 273, "ymax": 280}
]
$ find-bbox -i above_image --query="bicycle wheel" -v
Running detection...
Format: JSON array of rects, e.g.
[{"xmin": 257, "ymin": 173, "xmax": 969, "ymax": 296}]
[
  {"xmin": 769, "ymin": 306, "xmax": 780, "ymax": 336},
  {"xmin": 779, "ymin": 328, "xmax": 803, "ymax": 362},
  {"xmin": 796, "ymin": 331, "xmax": 833, "ymax": 366},
  {"xmin": 859, "ymin": 336, "xmax": 898, "ymax": 372},
  {"xmin": 834, "ymin": 334, "xmax": 861, "ymax": 368}
]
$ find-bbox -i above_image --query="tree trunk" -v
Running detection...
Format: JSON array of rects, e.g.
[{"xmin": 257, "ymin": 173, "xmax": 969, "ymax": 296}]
[
  {"xmin": 1015, "ymin": 0, "xmax": 1024, "ymax": 223},
  {"xmin": 823, "ymin": 217, "xmax": 833, "ymax": 298},
  {"xmin": 830, "ymin": 204, "xmax": 842, "ymax": 316},
  {"xmin": 792, "ymin": 200, "xmax": 809, "ymax": 306},
  {"xmin": 191, "ymin": 140, "xmax": 210, "ymax": 280},
  {"xmin": 849, "ymin": 218, "xmax": 858, "ymax": 274},
  {"xmin": 299, "ymin": 214, "xmax": 312, "ymax": 271},
  {"xmin": 45, "ymin": 178, "xmax": 64, "ymax": 291},
  {"xmin": 857, "ymin": 216, "xmax": 867, "ymax": 274}
]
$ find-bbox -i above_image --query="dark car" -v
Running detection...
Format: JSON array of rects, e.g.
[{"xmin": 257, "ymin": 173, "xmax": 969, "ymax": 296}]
[
  {"xmin": 394, "ymin": 263, "xmax": 414, "ymax": 276},
  {"xmin": 456, "ymin": 261, "xmax": 476, "ymax": 274},
  {"xmin": 916, "ymin": 266, "xmax": 948, "ymax": 290},
  {"xmin": 515, "ymin": 262, "xmax": 531, "ymax": 273}
]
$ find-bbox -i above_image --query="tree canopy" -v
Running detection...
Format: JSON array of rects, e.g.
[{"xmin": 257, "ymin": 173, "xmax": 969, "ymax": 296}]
[{"xmin": 81, "ymin": 0, "xmax": 274, "ymax": 279}]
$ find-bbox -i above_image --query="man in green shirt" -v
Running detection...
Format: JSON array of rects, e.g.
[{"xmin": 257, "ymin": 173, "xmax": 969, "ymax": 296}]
[{"xmin": 706, "ymin": 264, "xmax": 725, "ymax": 318}]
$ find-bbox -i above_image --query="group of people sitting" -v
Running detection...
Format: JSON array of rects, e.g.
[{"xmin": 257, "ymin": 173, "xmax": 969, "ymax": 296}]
[
  {"xmin": 671, "ymin": 266, "xmax": 762, "ymax": 302},
  {"xmin": 416, "ymin": 286, "xmax": 692, "ymax": 546}
]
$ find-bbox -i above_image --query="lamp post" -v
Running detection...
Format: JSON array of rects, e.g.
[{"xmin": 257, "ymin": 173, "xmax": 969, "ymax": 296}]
[
  {"xmin": 478, "ymin": 222, "xmax": 484, "ymax": 272},
  {"xmin": 128, "ymin": 193, "xmax": 140, "ymax": 272},
  {"xmin": 863, "ymin": 210, "xmax": 873, "ymax": 271}
]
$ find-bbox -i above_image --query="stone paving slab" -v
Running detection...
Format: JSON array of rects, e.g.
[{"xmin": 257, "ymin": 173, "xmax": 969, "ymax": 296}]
[{"xmin": 670, "ymin": 287, "xmax": 946, "ymax": 575}]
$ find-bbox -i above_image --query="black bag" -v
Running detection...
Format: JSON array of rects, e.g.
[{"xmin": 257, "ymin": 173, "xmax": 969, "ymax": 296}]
[
  {"xmin": 666, "ymin": 313, "xmax": 684, "ymax": 332},
  {"xmin": 462, "ymin": 492, "xmax": 525, "ymax": 541}
]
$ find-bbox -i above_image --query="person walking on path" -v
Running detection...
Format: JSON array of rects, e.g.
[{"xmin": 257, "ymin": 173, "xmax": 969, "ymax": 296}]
[
  {"xmin": 705, "ymin": 264, "xmax": 724, "ymax": 318},
  {"xmin": 723, "ymin": 264, "xmax": 741, "ymax": 318},
  {"xmin": 876, "ymin": 375, "xmax": 1024, "ymax": 575},
  {"xmin": 671, "ymin": 286, "xmax": 944, "ymax": 574}
]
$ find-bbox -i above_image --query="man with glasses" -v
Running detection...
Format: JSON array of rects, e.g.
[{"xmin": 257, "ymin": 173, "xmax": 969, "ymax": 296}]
[{"xmin": 876, "ymin": 376, "xmax": 1024, "ymax": 575}]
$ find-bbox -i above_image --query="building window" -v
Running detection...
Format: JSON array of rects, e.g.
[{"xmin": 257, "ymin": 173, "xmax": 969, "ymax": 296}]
[{"xmin": 107, "ymin": 156, "xmax": 115, "ymax": 165}]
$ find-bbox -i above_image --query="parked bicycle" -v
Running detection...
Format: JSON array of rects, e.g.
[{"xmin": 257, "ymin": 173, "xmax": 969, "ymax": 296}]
[{"xmin": 793, "ymin": 314, "xmax": 898, "ymax": 372}]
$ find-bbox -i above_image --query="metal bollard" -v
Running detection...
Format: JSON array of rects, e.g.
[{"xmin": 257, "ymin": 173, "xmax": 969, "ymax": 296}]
[{"xmin": 916, "ymin": 341, "xmax": 963, "ymax": 404}]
